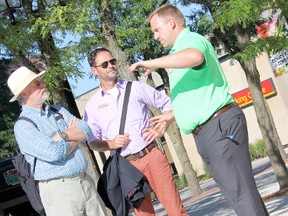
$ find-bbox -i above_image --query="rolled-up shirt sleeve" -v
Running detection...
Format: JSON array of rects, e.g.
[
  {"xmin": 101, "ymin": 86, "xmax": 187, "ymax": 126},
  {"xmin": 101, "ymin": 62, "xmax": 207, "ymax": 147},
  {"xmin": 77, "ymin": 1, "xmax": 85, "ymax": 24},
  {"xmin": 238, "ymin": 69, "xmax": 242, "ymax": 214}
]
[{"xmin": 83, "ymin": 109, "xmax": 102, "ymax": 144}]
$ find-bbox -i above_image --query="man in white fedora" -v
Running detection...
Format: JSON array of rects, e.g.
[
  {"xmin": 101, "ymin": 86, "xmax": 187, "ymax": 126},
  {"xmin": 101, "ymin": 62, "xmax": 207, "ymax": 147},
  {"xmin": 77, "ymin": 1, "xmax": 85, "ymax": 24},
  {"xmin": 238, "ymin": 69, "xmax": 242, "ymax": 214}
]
[{"xmin": 7, "ymin": 66, "xmax": 107, "ymax": 216}]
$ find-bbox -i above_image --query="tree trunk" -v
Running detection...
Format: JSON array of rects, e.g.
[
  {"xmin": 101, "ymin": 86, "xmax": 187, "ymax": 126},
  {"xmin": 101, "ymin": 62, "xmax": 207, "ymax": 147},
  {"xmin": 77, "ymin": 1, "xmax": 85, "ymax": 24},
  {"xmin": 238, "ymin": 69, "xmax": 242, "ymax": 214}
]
[
  {"xmin": 100, "ymin": 1, "xmax": 134, "ymax": 81},
  {"xmin": 234, "ymin": 25, "xmax": 288, "ymax": 189},
  {"xmin": 105, "ymin": 34, "xmax": 135, "ymax": 81},
  {"xmin": 167, "ymin": 122, "xmax": 202, "ymax": 196}
]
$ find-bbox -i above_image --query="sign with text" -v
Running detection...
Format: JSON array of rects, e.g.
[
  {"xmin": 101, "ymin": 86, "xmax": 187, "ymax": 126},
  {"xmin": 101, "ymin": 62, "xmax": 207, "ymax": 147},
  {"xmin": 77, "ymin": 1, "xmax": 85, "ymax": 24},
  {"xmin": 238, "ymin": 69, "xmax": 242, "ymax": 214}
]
[
  {"xmin": 232, "ymin": 78, "xmax": 276, "ymax": 108},
  {"xmin": 270, "ymin": 50, "xmax": 288, "ymax": 77}
]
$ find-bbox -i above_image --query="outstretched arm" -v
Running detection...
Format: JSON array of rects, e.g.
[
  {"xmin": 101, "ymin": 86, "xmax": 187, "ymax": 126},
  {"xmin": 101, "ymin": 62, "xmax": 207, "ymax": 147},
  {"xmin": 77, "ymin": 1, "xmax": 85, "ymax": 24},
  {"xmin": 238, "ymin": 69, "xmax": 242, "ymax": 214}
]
[{"xmin": 128, "ymin": 48, "xmax": 204, "ymax": 76}]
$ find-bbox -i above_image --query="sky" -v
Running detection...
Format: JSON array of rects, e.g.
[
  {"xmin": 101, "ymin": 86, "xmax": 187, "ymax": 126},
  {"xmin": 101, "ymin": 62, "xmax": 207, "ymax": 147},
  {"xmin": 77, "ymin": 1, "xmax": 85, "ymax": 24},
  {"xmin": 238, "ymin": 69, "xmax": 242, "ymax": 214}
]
[
  {"xmin": 67, "ymin": 3, "xmax": 194, "ymax": 98},
  {"xmin": 67, "ymin": 59, "xmax": 99, "ymax": 98}
]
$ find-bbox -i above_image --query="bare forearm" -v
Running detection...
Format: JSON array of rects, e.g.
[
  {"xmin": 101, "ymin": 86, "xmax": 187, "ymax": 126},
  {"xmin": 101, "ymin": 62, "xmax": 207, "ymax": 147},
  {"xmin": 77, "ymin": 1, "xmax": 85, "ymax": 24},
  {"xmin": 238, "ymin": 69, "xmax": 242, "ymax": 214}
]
[
  {"xmin": 65, "ymin": 127, "xmax": 87, "ymax": 142},
  {"xmin": 162, "ymin": 110, "xmax": 175, "ymax": 127},
  {"xmin": 88, "ymin": 140, "xmax": 112, "ymax": 152},
  {"xmin": 89, "ymin": 134, "xmax": 130, "ymax": 152}
]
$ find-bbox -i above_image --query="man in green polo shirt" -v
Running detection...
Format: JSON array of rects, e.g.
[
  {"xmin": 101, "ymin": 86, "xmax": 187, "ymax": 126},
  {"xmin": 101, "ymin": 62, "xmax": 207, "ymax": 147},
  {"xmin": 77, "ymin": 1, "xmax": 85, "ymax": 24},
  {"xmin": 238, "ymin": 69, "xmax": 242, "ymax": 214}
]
[{"xmin": 129, "ymin": 4, "xmax": 269, "ymax": 216}]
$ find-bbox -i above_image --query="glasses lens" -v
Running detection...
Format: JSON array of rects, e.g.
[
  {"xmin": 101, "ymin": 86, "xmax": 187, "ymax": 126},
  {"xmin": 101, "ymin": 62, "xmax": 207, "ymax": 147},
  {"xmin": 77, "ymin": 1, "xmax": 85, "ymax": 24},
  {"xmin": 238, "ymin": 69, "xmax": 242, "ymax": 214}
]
[
  {"xmin": 110, "ymin": 59, "xmax": 117, "ymax": 65},
  {"xmin": 98, "ymin": 59, "xmax": 117, "ymax": 69},
  {"xmin": 101, "ymin": 61, "xmax": 109, "ymax": 69},
  {"xmin": 32, "ymin": 80, "xmax": 42, "ymax": 88}
]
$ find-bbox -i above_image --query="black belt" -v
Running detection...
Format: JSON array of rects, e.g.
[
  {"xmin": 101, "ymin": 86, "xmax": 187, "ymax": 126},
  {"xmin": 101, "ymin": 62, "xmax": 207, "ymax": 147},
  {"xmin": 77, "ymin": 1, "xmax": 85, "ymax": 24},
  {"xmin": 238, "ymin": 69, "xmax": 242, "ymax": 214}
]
[
  {"xmin": 192, "ymin": 102, "xmax": 238, "ymax": 136},
  {"xmin": 125, "ymin": 142, "xmax": 157, "ymax": 161}
]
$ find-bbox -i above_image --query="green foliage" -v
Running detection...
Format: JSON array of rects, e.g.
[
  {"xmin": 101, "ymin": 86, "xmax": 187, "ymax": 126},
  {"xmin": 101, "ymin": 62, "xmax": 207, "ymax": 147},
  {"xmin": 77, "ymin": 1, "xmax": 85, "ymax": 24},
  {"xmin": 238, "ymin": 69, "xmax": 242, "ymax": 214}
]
[
  {"xmin": 186, "ymin": 5, "xmax": 211, "ymax": 34},
  {"xmin": 211, "ymin": 0, "xmax": 288, "ymax": 60},
  {"xmin": 233, "ymin": 35, "xmax": 288, "ymax": 61},
  {"xmin": 34, "ymin": 0, "xmax": 166, "ymax": 63},
  {"xmin": 181, "ymin": 0, "xmax": 288, "ymax": 61},
  {"xmin": 212, "ymin": 0, "xmax": 263, "ymax": 32},
  {"xmin": 249, "ymin": 139, "xmax": 268, "ymax": 160},
  {"xmin": 113, "ymin": 1, "xmax": 165, "ymax": 60},
  {"xmin": 1, "ymin": 0, "xmax": 170, "ymax": 94},
  {"xmin": 0, "ymin": 0, "xmax": 91, "ymax": 97},
  {"xmin": 0, "ymin": 128, "xmax": 18, "ymax": 159},
  {"xmin": 201, "ymin": 163, "xmax": 212, "ymax": 181},
  {"xmin": 150, "ymin": 191, "xmax": 157, "ymax": 201},
  {"xmin": 181, "ymin": 2, "xmax": 242, "ymax": 56},
  {"xmin": 175, "ymin": 173, "xmax": 188, "ymax": 190},
  {"xmin": 0, "ymin": 59, "xmax": 21, "ymax": 160}
]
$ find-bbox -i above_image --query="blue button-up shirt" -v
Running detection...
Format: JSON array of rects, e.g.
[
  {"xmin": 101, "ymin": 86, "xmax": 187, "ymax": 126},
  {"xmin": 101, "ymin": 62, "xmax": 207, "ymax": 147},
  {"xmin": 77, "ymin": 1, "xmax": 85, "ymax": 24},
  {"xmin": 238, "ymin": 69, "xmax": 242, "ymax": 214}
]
[
  {"xmin": 84, "ymin": 80, "xmax": 172, "ymax": 157},
  {"xmin": 14, "ymin": 104, "xmax": 92, "ymax": 181}
]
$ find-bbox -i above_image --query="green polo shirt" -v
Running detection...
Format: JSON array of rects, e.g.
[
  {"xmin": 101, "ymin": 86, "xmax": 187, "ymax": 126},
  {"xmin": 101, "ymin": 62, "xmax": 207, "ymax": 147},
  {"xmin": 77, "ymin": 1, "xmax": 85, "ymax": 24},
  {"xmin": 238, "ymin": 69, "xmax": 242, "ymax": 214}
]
[{"xmin": 168, "ymin": 28, "xmax": 234, "ymax": 134}]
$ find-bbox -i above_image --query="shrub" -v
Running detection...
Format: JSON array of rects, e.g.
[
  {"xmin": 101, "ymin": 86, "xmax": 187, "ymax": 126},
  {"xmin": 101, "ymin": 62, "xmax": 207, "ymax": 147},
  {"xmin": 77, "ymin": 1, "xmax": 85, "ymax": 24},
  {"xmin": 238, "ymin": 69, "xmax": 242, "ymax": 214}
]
[
  {"xmin": 202, "ymin": 163, "xmax": 212, "ymax": 180},
  {"xmin": 174, "ymin": 173, "xmax": 188, "ymax": 190},
  {"xmin": 249, "ymin": 139, "xmax": 267, "ymax": 160}
]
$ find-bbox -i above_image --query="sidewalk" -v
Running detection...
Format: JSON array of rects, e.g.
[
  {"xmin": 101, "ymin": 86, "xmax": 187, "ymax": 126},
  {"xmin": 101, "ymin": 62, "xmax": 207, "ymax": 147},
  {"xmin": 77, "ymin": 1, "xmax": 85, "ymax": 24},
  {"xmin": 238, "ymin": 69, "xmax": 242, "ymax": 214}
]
[{"xmin": 152, "ymin": 155, "xmax": 288, "ymax": 216}]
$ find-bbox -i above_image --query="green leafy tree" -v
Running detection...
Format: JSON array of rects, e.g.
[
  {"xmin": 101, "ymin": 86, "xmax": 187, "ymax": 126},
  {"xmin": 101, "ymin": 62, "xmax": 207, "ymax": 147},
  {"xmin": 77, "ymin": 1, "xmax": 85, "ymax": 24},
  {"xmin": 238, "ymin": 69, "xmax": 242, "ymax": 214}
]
[{"xmin": 0, "ymin": 59, "xmax": 20, "ymax": 160}]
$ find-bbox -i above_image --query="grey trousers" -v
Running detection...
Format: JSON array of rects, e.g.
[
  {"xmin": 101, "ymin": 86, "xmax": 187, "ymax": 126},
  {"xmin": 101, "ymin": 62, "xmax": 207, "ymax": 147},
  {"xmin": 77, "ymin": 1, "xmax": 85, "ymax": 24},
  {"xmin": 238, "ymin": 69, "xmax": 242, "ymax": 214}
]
[{"xmin": 194, "ymin": 105, "xmax": 269, "ymax": 216}]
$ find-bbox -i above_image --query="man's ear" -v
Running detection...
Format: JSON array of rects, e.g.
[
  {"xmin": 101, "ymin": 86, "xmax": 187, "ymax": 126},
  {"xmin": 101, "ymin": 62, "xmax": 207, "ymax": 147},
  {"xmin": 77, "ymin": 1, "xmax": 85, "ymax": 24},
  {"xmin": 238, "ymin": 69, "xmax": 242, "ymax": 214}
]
[
  {"xmin": 168, "ymin": 18, "xmax": 176, "ymax": 30},
  {"xmin": 20, "ymin": 91, "xmax": 28, "ymax": 100},
  {"xmin": 91, "ymin": 67, "xmax": 99, "ymax": 76}
]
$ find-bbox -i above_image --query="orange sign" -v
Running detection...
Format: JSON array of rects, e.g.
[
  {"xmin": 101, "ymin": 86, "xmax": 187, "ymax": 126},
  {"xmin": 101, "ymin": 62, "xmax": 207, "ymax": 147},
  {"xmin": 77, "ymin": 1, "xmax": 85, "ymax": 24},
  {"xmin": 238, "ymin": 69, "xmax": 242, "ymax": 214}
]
[{"xmin": 232, "ymin": 78, "xmax": 276, "ymax": 107}]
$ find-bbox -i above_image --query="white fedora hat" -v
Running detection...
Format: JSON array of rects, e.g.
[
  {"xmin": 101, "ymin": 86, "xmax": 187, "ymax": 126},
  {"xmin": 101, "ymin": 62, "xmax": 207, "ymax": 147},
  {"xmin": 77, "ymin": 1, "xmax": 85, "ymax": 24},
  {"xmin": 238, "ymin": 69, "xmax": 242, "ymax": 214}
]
[{"xmin": 7, "ymin": 66, "xmax": 46, "ymax": 102}]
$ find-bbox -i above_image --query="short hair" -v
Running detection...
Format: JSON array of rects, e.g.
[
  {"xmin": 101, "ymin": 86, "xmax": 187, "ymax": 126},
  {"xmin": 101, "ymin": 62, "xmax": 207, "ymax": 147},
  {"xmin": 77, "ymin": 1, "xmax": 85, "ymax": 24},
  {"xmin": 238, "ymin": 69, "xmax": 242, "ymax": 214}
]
[
  {"xmin": 17, "ymin": 95, "xmax": 25, "ymax": 105},
  {"xmin": 147, "ymin": 4, "xmax": 186, "ymax": 27},
  {"xmin": 88, "ymin": 47, "xmax": 112, "ymax": 67}
]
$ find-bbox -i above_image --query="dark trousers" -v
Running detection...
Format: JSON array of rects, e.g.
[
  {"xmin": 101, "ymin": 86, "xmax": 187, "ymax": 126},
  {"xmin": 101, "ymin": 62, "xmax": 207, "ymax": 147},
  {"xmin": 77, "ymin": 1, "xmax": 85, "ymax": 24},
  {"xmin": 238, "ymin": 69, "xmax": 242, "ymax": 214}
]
[{"xmin": 194, "ymin": 105, "xmax": 269, "ymax": 216}]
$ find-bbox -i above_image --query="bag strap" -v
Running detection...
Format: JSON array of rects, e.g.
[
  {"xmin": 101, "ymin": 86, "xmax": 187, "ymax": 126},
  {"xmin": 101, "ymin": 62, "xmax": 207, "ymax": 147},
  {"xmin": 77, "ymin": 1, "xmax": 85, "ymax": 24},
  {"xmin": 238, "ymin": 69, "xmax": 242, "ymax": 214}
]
[
  {"xmin": 117, "ymin": 81, "xmax": 132, "ymax": 153},
  {"xmin": 50, "ymin": 106, "xmax": 63, "ymax": 120},
  {"xmin": 17, "ymin": 117, "xmax": 39, "ymax": 173},
  {"xmin": 18, "ymin": 116, "xmax": 38, "ymax": 129},
  {"xmin": 119, "ymin": 81, "xmax": 132, "ymax": 134}
]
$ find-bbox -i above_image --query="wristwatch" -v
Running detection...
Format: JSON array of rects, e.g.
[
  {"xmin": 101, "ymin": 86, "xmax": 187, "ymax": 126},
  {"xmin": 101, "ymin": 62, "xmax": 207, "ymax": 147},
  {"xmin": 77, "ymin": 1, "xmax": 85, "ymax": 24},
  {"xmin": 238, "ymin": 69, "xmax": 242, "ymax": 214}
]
[{"xmin": 59, "ymin": 131, "xmax": 69, "ymax": 141}]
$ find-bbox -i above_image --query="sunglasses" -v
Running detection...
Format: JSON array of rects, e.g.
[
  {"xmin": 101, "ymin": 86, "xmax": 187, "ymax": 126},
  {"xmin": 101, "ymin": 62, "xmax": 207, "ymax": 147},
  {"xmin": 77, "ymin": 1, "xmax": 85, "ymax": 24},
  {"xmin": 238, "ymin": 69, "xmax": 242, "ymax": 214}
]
[
  {"xmin": 31, "ymin": 79, "xmax": 43, "ymax": 88},
  {"xmin": 95, "ymin": 58, "xmax": 117, "ymax": 69}
]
